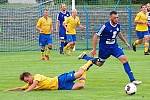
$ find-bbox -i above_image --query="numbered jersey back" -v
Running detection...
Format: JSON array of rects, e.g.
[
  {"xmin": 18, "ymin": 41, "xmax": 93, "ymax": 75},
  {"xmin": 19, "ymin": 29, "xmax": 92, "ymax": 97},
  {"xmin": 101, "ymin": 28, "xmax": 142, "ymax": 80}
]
[{"xmin": 96, "ymin": 21, "xmax": 120, "ymax": 46}]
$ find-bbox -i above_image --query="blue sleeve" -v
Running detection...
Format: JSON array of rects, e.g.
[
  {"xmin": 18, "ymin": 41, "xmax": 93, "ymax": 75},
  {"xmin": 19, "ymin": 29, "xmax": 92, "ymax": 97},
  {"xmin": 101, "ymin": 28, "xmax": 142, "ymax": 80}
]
[
  {"xmin": 57, "ymin": 13, "xmax": 60, "ymax": 21},
  {"xmin": 96, "ymin": 24, "xmax": 106, "ymax": 36}
]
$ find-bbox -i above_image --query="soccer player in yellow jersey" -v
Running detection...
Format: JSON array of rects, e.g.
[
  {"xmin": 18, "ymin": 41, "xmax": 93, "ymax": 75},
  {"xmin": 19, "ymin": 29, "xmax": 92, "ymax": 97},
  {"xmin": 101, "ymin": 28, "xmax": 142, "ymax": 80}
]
[
  {"xmin": 36, "ymin": 9, "xmax": 53, "ymax": 60},
  {"xmin": 132, "ymin": 4, "xmax": 150, "ymax": 55},
  {"xmin": 63, "ymin": 9, "xmax": 86, "ymax": 55},
  {"xmin": 147, "ymin": 3, "xmax": 150, "ymax": 52},
  {"xmin": 6, "ymin": 60, "xmax": 94, "ymax": 91}
]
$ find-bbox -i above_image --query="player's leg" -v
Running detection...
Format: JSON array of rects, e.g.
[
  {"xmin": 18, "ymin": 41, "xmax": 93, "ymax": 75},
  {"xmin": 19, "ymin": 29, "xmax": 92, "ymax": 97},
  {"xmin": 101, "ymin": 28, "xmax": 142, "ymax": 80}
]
[
  {"xmin": 78, "ymin": 48, "xmax": 110, "ymax": 67},
  {"xmin": 45, "ymin": 34, "xmax": 52, "ymax": 60},
  {"xmin": 69, "ymin": 35, "xmax": 76, "ymax": 53},
  {"xmin": 59, "ymin": 29, "xmax": 66, "ymax": 54},
  {"xmin": 39, "ymin": 34, "xmax": 46, "ymax": 60},
  {"xmin": 64, "ymin": 35, "xmax": 73, "ymax": 55},
  {"xmin": 143, "ymin": 31, "xmax": 150, "ymax": 55},
  {"xmin": 132, "ymin": 31, "xmax": 143, "ymax": 52},
  {"xmin": 112, "ymin": 47, "xmax": 142, "ymax": 85},
  {"xmin": 58, "ymin": 61, "xmax": 93, "ymax": 90},
  {"xmin": 72, "ymin": 61, "xmax": 93, "ymax": 90}
]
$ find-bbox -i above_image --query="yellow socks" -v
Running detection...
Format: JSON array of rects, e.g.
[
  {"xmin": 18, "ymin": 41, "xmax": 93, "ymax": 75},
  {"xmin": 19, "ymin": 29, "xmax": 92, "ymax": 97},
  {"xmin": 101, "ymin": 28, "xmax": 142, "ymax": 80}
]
[
  {"xmin": 144, "ymin": 42, "xmax": 149, "ymax": 53},
  {"xmin": 78, "ymin": 71, "xmax": 86, "ymax": 84},
  {"xmin": 80, "ymin": 61, "xmax": 93, "ymax": 71},
  {"xmin": 134, "ymin": 40, "xmax": 141, "ymax": 45},
  {"xmin": 64, "ymin": 45, "xmax": 71, "ymax": 55}
]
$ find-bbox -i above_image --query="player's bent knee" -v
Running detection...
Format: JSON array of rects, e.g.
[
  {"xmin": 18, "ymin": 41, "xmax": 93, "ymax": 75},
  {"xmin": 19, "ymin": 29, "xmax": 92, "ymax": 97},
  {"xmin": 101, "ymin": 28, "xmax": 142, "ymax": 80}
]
[
  {"xmin": 48, "ymin": 45, "xmax": 52, "ymax": 50},
  {"xmin": 119, "ymin": 55, "xmax": 128, "ymax": 64}
]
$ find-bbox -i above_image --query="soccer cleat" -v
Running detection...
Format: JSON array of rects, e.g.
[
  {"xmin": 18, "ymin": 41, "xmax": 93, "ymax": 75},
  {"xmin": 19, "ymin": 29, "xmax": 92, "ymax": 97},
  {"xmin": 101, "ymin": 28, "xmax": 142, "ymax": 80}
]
[
  {"xmin": 78, "ymin": 52, "xmax": 86, "ymax": 60},
  {"xmin": 132, "ymin": 80, "xmax": 142, "ymax": 85},
  {"xmin": 132, "ymin": 43, "xmax": 136, "ymax": 52},
  {"xmin": 45, "ymin": 55, "xmax": 49, "ymax": 61},
  {"xmin": 41, "ymin": 57, "xmax": 45, "ymax": 60},
  {"xmin": 144, "ymin": 52, "xmax": 150, "ymax": 55},
  {"xmin": 148, "ymin": 48, "xmax": 150, "ymax": 53}
]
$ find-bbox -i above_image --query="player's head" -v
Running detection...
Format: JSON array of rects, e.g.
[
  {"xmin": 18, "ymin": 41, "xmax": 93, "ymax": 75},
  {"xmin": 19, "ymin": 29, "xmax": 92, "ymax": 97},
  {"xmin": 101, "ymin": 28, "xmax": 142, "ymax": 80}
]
[
  {"xmin": 72, "ymin": 9, "xmax": 77, "ymax": 17},
  {"xmin": 140, "ymin": 4, "xmax": 147, "ymax": 13},
  {"xmin": 109, "ymin": 11, "xmax": 119, "ymax": 24},
  {"xmin": 60, "ymin": 3, "xmax": 67, "ymax": 11},
  {"xmin": 147, "ymin": 3, "xmax": 150, "ymax": 12},
  {"xmin": 43, "ymin": 9, "xmax": 49, "ymax": 17},
  {"xmin": 20, "ymin": 72, "xmax": 33, "ymax": 84}
]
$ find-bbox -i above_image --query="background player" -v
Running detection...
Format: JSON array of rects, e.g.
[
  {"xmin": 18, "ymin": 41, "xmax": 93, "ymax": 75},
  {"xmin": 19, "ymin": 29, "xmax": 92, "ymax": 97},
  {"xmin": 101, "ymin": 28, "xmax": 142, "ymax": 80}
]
[
  {"xmin": 36, "ymin": 9, "xmax": 53, "ymax": 60},
  {"xmin": 56, "ymin": 3, "xmax": 70, "ymax": 54},
  {"xmin": 147, "ymin": 3, "xmax": 150, "ymax": 52},
  {"xmin": 132, "ymin": 4, "xmax": 150, "ymax": 55},
  {"xmin": 78, "ymin": 11, "xmax": 142, "ymax": 85},
  {"xmin": 63, "ymin": 9, "xmax": 86, "ymax": 55},
  {"xmin": 6, "ymin": 60, "xmax": 93, "ymax": 91}
]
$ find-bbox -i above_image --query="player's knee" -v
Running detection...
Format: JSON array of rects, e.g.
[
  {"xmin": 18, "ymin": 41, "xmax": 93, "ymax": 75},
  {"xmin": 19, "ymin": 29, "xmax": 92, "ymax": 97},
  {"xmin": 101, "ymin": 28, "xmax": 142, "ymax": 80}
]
[
  {"xmin": 96, "ymin": 61, "xmax": 104, "ymax": 67},
  {"xmin": 41, "ymin": 49, "xmax": 45, "ymax": 52},
  {"xmin": 48, "ymin": 46, "xmax": 52, "ymax": 50},
  {"xmin": 92, "ymin": 58, "xmax": 105, "ymax": 67},
  {"xmin": 119, "ymin": 55, "xmax": 128, "ymax": 64},
  {"xmin": 78, "ymin": 83, "xmax": 85, "ymax": 89},
  {"xmin": 144, "ymin": 36, "xmax": 149, "ymax": 41}
]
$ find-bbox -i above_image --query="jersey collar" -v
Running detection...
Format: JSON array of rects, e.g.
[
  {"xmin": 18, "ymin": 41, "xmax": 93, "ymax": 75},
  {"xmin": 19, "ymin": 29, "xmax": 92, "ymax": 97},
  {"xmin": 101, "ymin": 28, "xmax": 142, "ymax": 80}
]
[{"xmin": 109, "ymin": 21, "xmax": 118, "ymax": 27}]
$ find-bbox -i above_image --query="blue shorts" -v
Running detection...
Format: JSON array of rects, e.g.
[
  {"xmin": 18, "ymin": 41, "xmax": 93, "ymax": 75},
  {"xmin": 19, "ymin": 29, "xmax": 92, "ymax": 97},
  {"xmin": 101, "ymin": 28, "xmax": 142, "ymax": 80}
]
[
  {"xmin": 58, "ymin": 71, "xmax": 75, "ymax": 90},
  {"xmin": 98, "ymin": 45, "xmax": 124, "ymax": 61},
  {"xmin": 39, "ymin": 34, "xmax": 52, "ymax": 47},
  {"xmin": 59, "ymin": 27, "xmax": 66, "ymax": 40},
  {"xmin": 66, "ymin": 34, "xmax": 76, "ymax": 42},
  {"xmin": 136, "ymin": 31, "xmax": 149, "ymax": 39}
]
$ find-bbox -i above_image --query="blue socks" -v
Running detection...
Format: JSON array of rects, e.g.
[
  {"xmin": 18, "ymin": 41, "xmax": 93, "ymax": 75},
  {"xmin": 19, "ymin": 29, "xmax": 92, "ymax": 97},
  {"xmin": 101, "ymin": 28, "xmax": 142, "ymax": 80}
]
[
  {"xmin": 83, "ymin": 54, "xmax": 94, "ymax": 61},
  {"xmin": 60, "ymin": 41, "xmax": 65, "ymax": 49},
  {"xmin": 123, "ymin": 62, "xmax": 135, "ymax": 82}
]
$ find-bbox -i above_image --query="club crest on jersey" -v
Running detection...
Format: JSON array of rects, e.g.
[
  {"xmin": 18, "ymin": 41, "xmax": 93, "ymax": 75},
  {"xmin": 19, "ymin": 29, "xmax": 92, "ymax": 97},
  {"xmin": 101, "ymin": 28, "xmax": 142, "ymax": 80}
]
[{"xmin": 117, "ymin": 27, "xmax": 119, "ymax": 31}]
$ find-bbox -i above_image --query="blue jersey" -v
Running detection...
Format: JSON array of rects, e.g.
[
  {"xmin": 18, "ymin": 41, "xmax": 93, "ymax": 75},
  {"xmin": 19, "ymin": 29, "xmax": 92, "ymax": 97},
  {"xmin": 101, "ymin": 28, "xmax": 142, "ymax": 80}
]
[
  {"xmin": 57, "ymin": 11, "xmax": 70, "ymax": 39},
  {"xmin": 96, "ymin": 21, "xmax": 120, "ymax": 47},
  {"xmin": 57, "ymin": 11, "xmax": 70, "ymax": 27}
]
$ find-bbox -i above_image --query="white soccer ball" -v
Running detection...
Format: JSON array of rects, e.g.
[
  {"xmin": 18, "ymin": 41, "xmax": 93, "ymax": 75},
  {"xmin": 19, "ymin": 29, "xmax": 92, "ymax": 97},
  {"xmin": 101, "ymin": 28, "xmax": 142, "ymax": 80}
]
[{"xmin": 124, "ymin": 83, "xmax": 137, "ymax": 95}]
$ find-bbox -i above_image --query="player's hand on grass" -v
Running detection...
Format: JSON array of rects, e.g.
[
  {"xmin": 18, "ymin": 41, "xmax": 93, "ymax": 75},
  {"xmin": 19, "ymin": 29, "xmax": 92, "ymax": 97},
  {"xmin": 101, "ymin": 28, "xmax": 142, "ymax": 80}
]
[{"xmin": 90, "ymin": 49, "xmax": 96, "ymax": 57}]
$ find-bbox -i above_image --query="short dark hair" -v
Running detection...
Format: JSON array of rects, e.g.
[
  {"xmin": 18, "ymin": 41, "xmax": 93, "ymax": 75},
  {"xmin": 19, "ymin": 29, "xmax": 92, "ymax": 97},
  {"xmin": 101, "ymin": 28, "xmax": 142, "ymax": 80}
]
[
  {"xmin": 20, "ymin": 72, "xmax": 31, "ymax": 81},
  {"xmin": 110, "ymin": 11, "xmax": 117, "ymax": 16},
  {"xmin": 141, "ymin": 4, "xmax": 147, "ymax": 8}
]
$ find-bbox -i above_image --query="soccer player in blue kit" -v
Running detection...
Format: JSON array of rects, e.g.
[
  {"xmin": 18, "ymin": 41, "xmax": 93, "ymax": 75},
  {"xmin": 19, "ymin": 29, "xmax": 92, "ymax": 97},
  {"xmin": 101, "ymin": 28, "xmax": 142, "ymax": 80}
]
[
  {"xmin": 78, "ymin": 11, "xmax": 142, "ymax": 85},
  {"xmin": 56, "ymin": 4, "xmax": 70, "ymax": 54}
]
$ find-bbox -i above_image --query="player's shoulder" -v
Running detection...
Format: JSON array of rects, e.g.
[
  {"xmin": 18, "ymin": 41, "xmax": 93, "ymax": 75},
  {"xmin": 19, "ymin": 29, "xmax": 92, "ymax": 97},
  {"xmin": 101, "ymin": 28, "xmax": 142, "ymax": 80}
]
[
  {"xmin": 34, "ymin": 74, "xmax": 42, "ymax": 77},
  {"xmin": 39, "ymin": 16, "xmax": 44, "ymax": 20},
  {"xmin": 136, "ymin": 11, "xmax": 143, "ymax": 16}
]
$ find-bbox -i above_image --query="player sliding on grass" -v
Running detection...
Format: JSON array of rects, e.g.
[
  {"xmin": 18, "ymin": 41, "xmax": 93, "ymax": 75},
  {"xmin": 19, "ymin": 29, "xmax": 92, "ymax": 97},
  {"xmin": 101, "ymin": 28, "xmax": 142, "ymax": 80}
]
[
  {"xmin": 78, "ymin": 11, "xmax": 142, "ymax": 85},
  {"xmin": 6, "ymin": 61, "xmax": 93, "ymax": 92},
  {"xmin": 36, "ymin": 9, "xmax": 53, "ymax": 60}
]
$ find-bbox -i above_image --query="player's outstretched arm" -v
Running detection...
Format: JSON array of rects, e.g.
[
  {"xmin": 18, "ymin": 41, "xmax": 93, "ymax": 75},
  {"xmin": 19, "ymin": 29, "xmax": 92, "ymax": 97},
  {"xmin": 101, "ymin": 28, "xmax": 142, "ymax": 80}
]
[
  {"xmin": 24, "ymin": 80, "xmax": 38, "ymax": 92},
  {"xmin": 56, "ymin": 20, "xmax": 59, "ymax": 32},
  {"xmin": 118, "ymin": 32, "xmax": 131, "ymax": 49},
  {"xmin": 90, "ymin": 33, "xmax": 99, "ymax": 56},
  {"xmin": 5, "ymin": 87, "xmax": 24, "ymax": 91}
]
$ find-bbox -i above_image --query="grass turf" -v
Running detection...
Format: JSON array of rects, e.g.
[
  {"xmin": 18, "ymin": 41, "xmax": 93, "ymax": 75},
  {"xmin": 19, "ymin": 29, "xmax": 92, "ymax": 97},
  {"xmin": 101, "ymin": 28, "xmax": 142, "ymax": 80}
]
[{"xmin": 0, "ymin": 50, "xmax": 150, "ymax": 100}]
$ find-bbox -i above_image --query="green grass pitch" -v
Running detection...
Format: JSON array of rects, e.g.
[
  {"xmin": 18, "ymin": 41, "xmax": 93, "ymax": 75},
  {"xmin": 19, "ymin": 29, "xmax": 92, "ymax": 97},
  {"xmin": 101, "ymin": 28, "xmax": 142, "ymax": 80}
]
[{"xmin": 0, "ymin": 50, "xmax": 150, "ymax": 100}]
